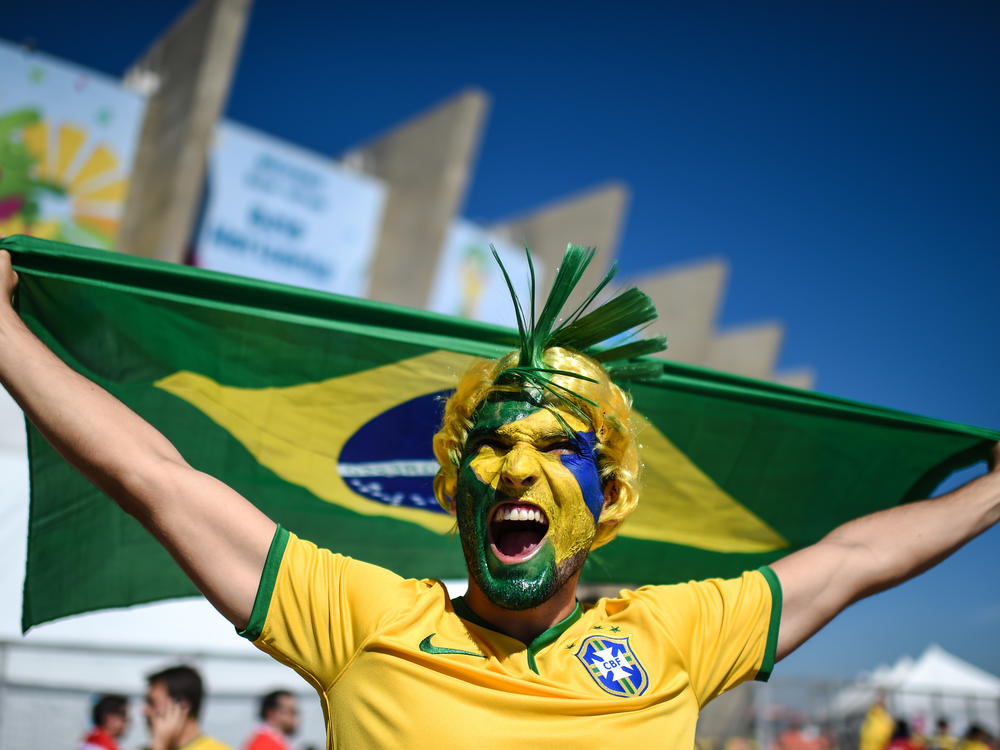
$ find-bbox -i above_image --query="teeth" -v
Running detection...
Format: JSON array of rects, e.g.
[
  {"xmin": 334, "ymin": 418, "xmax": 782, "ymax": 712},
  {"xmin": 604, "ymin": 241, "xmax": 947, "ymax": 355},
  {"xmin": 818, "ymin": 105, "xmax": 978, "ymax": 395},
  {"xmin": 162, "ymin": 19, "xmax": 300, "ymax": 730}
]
[{"xmin": 497, "ymin": 506, "xmax": 544, "ymax": 522}]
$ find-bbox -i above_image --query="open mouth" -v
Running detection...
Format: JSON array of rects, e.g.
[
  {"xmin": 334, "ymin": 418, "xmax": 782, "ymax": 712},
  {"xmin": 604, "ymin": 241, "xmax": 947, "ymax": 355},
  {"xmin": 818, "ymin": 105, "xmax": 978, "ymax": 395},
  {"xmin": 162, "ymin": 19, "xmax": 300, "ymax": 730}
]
[{"xmin": 488, "ymin": 502, "xmax": 550, "ymax": 564}]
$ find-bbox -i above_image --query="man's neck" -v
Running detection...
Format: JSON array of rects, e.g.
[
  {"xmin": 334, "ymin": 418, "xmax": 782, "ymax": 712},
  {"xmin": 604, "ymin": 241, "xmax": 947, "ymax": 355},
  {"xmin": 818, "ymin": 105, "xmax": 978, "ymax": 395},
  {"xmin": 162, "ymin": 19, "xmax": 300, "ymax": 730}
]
[
  {"xmin": 176, "ymin": 720, "xmax": 201, "ymax": 748},
  {"xmin": 462, "ymin": 574, "xmax": 580, "ymax": 644},
  {"xmin": 263, "ymin": 721, "xmax": 289, "ymax": 739}
]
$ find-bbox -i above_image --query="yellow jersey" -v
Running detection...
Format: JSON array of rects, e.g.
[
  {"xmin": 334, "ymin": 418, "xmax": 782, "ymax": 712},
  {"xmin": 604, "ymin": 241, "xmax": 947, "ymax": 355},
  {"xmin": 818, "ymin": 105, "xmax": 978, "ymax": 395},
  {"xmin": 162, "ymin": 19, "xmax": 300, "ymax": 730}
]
[
  {"xmin": 240, "ymin": 527, "xmax": 781, "ymax": 750},
  {"xmin": 859, "ymin": 703, "xmax": 894, "ymax": 750},
  {"xmin": 178, "ymin": 736, "xmax": 232, "ymax": 750}
]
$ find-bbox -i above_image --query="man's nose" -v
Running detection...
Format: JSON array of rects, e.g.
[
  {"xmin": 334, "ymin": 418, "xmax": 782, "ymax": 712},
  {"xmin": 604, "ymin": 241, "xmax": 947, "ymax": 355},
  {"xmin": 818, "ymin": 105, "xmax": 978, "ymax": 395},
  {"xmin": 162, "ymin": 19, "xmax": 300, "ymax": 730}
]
[{"xmin": 500, "ymin": 443, "xmax": 539, "ymax": 491}]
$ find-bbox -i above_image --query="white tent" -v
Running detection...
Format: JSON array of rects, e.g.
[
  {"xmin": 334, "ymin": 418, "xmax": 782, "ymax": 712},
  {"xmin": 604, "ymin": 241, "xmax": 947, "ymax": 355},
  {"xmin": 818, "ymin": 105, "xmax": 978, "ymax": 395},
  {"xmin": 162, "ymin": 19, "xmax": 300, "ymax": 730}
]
[{"xmin": 828, "ymin": 644, "xmax": 1000, "ymax": 737}]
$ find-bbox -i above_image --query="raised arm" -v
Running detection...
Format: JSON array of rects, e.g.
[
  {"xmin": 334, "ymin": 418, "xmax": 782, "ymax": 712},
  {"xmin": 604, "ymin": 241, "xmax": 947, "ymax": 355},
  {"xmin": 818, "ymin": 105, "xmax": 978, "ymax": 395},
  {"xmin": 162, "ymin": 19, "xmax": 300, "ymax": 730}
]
[
  {"xmin": 0, "ymin": 250, "xmax": 275, "ymax": 629},
  {"xmin": 770, "ymin": 444, "xmax": 1000, "ymax": 660}
]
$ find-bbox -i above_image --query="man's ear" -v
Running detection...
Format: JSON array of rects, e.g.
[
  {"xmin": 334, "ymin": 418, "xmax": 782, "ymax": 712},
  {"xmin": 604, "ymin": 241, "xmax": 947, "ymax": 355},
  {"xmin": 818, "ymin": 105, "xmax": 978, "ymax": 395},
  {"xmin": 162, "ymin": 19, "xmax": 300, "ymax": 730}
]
[
  {"xmin": 598, "ymin": 476, "xmax": 620, "ymax": 524},
  {"xmin": 601, "ymin": 476, "xmax": 619, "ymax": 510}
]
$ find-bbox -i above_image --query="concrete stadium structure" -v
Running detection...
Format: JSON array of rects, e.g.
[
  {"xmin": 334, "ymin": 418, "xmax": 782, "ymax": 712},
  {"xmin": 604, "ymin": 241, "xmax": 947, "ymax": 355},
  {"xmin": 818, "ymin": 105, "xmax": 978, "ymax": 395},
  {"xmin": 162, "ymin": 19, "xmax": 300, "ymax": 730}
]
[
  {"xmin": 111, "ymin": 0, "xmax": 810, "ymax": 386},
  {"xmin": 120, "ymin": 0, "xmax": 251, "ymax": 264}
]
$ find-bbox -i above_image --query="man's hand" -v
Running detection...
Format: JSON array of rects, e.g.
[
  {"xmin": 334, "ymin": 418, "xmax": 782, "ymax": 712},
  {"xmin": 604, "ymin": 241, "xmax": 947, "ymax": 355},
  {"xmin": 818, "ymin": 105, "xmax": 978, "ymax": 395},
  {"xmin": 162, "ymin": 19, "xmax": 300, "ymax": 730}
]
[
  {"xmin": 0, "ymin": 248, "xmax": 276, "ymax": 629},
  {"xmin": 148, "ymin": 700, "xmax": 190, "ymax": 750},
  {"xmin": 0, "ymin": 249, "xmax": 18, "ymax": 306},
  {"xmin": 770, "ymin": 442, "xmax": 1000, "ymax": 661}
]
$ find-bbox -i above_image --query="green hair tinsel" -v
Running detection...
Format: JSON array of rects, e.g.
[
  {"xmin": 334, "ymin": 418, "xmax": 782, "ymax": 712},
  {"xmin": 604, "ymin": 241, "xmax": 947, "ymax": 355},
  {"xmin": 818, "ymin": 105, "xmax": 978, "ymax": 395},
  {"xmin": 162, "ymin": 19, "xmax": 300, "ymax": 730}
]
[{"xmin": 491, "ymin": 243, "xmax": 667, "ymax": 417}]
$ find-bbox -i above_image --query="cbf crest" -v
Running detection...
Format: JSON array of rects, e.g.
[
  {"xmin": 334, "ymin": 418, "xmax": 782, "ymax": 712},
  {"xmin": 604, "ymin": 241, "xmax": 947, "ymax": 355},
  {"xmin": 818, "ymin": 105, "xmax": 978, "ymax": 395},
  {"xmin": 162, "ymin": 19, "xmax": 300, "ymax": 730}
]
[{"xmin": 574, "ymin": 635, "xmax": 649, "ymax": 697}]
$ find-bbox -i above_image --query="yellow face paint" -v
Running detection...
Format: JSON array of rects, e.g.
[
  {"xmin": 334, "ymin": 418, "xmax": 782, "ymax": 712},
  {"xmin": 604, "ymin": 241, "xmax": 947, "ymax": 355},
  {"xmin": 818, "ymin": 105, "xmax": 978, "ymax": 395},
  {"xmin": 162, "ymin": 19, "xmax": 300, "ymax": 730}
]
[
  {"xmin": 456, "ymin": 398, "xmax": 603, "ymax": 610},
  {"xmin": 468, "ymin": 407, "xmax": 598, "ymax": 564}
]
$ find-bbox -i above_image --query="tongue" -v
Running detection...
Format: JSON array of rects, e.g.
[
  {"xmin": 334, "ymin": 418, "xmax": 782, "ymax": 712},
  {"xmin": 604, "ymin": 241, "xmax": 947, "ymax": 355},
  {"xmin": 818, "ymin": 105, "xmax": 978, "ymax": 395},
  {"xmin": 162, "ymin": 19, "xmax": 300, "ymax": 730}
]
[{"xmin": 497, "ymin": 528, "xmax": 542, "ymax": 558}]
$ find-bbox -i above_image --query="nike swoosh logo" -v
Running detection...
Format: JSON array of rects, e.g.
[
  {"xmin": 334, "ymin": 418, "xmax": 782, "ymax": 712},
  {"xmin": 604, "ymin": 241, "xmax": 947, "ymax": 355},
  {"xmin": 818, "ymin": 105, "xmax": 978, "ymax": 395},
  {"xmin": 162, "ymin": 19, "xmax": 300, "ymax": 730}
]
[{"xmin": 419, "ymin": 634, "xmax": 487, "ymax": 658}]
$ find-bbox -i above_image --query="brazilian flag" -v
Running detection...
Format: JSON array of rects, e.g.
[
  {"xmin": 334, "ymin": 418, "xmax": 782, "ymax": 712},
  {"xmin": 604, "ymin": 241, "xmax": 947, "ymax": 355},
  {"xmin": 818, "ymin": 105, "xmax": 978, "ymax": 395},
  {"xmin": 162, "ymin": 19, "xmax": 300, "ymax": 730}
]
[{"xmin": 5, "ymin": 234, "xmax": 997, "ymax": 631}]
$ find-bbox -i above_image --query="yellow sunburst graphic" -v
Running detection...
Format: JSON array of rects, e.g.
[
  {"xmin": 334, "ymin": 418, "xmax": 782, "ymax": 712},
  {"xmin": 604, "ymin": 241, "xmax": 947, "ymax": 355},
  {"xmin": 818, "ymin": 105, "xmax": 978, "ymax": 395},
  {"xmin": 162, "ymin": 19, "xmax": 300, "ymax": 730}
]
[{"xmin": 0, "ymin": 118, "xmax": 129, "ymax": 249}]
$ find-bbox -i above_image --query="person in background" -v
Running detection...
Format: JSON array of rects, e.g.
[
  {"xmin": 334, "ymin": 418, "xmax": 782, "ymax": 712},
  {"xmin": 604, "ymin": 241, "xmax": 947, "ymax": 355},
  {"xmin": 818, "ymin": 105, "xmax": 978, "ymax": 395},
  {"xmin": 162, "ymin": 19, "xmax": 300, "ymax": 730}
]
[
  {"xmin": 929, "ymin": 718, "xmax": 957, "ymax": 750},
  {"xmin": 886, "ymin": 719, "xmax": 921, "ymax": 750},
  {"xmin": 958, "ymin": 725, "xmax": 993, "ymax": 750},
  {"xmin": 79, "ymin": 693, "xmax": 129, "ymax": 750},
  {"xmin": 243, "ymin": 690, "xmax": 299, "ymax": 750},
  {"xmin": 859, "ymin": 695, "xmax": 895, "ymax": 750},
  {"xmin": 144, "ymin": 665, "xmax": 231, "ymax": 750},
  {"xmin": 772, "ymin": 719, "xmax": 831, "ymax": 750}
]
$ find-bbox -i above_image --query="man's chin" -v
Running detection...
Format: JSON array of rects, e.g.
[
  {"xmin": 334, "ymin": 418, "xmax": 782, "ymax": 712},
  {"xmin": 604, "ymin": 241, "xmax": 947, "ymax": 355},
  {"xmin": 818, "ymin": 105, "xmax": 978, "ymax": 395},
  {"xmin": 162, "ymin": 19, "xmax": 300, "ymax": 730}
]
[
  {"xmin": 463, "ymin": 549, "xmax": 547, "ymax": 610},
  {"xmin": 475, "ymin": 572, "xmax": 556, "ymax": 611},
  {"xmin": 473, "ymin": 547, "xmax": 587, "ymax": 612}
]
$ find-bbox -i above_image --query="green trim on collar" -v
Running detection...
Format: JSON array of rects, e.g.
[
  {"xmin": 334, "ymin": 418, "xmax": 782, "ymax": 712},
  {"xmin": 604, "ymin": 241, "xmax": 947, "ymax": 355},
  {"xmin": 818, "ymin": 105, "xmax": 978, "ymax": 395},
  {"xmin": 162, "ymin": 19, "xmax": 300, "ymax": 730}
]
[
  {"xmin": 756, "ymin": 565, "xmax": 783, "ymax": 682},
  {"xmin": 451, "ymin": 595, "xmax": 583, "ymax": 675},
  {"xmin": 525, "ymin": 603, "xmax": 583, "ymax": 674},
  {"xmin": 237, "ymin": 525, "xmax": 289, "ymax": 642},
  {"xmin": 451, "ymin": 595, "xmax": 494, "ymax": 631}
]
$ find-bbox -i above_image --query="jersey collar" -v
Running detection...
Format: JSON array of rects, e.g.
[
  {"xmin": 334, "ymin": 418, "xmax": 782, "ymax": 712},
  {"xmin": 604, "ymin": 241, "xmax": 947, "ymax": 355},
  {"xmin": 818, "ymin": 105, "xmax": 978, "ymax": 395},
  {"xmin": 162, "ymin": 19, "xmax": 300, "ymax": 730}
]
[{"xmin": 451, "ymin": 595, "xmax": 584, "ymax": 674}]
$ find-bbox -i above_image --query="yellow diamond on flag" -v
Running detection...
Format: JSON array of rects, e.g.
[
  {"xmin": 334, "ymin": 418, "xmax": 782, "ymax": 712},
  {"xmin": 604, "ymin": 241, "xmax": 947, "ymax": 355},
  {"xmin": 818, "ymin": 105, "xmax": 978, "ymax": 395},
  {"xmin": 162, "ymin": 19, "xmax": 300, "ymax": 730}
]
[{"xmin": 157, "ymin": 351, "xmax": 786, "ymax": 553}]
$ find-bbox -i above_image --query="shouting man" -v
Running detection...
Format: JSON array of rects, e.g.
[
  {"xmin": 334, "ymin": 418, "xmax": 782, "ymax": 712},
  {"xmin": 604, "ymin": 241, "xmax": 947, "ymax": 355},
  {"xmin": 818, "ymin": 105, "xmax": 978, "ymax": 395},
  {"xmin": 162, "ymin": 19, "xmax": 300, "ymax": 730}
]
[{"xmin": 0, "ymin": 245, "xmax": 997, "ymax": 749}]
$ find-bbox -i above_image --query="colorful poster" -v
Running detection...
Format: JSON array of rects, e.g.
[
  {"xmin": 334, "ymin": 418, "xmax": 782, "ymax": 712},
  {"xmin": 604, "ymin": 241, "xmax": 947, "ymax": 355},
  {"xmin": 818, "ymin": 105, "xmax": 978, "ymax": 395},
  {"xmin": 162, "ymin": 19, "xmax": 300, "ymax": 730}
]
[
  {"xmin": 194, "ymin": 121, "xmax": 386, "ymax": 297},
  {"xmin": 428, "ymin": 219, "xmax": 544, "ymax": 325},
  {"xmin": 0, "ymin": 40, "xmax": 145, "ymax": 250}
]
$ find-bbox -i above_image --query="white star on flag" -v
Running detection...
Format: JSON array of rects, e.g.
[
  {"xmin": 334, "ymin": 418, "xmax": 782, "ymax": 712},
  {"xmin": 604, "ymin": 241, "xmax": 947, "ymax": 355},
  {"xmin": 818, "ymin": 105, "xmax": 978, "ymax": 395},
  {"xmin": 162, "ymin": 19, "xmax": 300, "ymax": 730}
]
[{"xmin": 589, "ymin": 646, "xmax": 631, "ymax": 683}]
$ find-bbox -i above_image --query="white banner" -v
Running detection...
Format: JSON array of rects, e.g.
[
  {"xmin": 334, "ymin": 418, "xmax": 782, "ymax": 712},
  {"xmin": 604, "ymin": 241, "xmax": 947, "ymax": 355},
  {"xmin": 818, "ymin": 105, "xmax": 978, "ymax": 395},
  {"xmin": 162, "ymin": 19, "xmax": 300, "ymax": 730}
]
[
  {"xmin": 0, "ymin": 39, "xmax": 145, "ymax": 250},
  {"xmin": 428, "ymin": 220, "xmax": 544, "ymax": 326},
  {"xmin": 195, "ymin": 121, "xmax": 385, "ymax": 297}
]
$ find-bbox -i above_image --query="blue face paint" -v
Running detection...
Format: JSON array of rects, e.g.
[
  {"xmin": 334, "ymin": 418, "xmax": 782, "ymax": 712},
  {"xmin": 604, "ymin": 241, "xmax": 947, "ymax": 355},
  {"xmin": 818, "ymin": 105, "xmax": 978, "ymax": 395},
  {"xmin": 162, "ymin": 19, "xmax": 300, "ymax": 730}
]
[{"xmin": 560, "ymin": 430, "xmax": 604, "ymax": 522}]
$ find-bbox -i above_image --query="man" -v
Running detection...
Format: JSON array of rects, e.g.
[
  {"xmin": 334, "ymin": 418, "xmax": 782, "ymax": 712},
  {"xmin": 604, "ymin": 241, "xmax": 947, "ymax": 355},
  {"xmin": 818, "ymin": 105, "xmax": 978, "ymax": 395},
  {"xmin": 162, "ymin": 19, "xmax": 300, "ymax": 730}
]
[
  {"xmin": 243, "ymin": 691, "xmax": 298, "ymax": 750},
  {"xmin": 79, "ymin": 694, "xmax": 128, "ymax": 750},
  {"xmin": 929, "ymin": 718, "xmax": 958, "ymax": 750},
  {"xmin": 1, "ymin": 246, "xmax": 998, "ymax": 749},
  {"xmin": 958, "ymin": 725, "xmax": 994, "ymax": 750},
  {"xmin": 144, "ymin": 665, "xmax": 231, "ymax": 750}
]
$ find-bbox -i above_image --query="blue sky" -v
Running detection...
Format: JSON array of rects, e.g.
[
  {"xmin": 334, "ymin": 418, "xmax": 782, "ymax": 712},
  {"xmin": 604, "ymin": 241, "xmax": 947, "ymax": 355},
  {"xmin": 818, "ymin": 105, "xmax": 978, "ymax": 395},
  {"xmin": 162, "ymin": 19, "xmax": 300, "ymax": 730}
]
[{"xmin": 4, "ymin": 1, "xmax": 998, "ymax": 678}]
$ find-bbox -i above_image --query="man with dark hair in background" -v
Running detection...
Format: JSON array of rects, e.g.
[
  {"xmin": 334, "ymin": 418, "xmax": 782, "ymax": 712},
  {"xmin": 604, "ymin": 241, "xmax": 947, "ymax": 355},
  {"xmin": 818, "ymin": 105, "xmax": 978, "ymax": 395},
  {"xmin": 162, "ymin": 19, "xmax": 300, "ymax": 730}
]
[
  {"xmin": 79, "ymin": 693, "xmax": 129, "ymax": 750},
  {"xmin": 144, "ymin": 665, "xmax": 231, "ymax": 750},
  {"xmin": 930, "ymin": 718, "xmax": 958, "ymax": 750},
  {"xmin": 243, "ymin": 690, "xmax": 299, "ymax": 750}
]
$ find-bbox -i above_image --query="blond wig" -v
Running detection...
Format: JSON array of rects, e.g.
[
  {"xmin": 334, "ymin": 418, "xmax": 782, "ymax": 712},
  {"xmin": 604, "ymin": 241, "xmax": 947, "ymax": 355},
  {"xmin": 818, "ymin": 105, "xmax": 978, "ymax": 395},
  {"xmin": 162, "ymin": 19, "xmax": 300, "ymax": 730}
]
[{"xmin": 432, "ymin": 346, "xmax": 639, "ymax": 549}]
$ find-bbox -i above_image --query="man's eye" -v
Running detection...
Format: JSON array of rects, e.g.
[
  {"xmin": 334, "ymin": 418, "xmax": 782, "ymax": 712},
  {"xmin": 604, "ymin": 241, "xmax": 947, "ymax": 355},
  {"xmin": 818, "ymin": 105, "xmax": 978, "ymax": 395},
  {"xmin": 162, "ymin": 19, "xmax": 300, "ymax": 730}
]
[
  {"xmin": 546, "ymin": 441, "xmax": 579, "ymax": 455},
  {"xmin": 473, "ymin": 437, "xmax": 506, "ymax": 452}
]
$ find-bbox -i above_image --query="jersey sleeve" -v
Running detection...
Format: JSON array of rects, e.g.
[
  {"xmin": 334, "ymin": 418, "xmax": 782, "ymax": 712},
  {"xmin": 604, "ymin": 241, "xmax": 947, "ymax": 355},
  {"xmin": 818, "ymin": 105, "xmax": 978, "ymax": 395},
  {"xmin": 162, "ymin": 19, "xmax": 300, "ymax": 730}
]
[
  {"xmin": 237, "ymin": 526, "xmax": 418, "ymax": 691},
  {"xmin": 630, "ymin": 566, "xmax": 782, "ymax": 706}
]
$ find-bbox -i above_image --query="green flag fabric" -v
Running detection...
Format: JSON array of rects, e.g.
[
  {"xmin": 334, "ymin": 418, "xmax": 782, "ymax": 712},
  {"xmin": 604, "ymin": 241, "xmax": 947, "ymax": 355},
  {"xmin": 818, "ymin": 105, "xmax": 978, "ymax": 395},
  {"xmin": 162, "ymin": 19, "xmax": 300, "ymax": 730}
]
[{"xmin": 4, "ymin": 234, "xmax": 997, "ymax": 632}]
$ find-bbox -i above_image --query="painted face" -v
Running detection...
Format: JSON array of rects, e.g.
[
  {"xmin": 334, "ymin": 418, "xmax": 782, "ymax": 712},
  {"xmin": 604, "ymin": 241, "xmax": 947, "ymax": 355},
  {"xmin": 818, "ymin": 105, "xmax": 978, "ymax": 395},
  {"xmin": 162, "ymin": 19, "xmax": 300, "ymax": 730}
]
[{"xmin": 455, "ymin": 397, "xmax": 604, "ymax": 610}]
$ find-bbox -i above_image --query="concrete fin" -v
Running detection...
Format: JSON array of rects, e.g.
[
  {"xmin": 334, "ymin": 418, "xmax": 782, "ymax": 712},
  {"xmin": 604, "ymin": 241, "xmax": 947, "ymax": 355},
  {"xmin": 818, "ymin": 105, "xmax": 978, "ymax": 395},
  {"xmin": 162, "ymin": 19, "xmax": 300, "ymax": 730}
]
[
  {"xmin": 703, "ymin": 322, "xmax": 785, "ymax": 380},
  {"xmin": 773, "ymin": 368, "xmax": 816, "ymax": 390},
  {"xmin": 489, "ymin": 182, "xmax": 630, "ymax": 306},
  {"xmin": 625, "ymin": 259, "xmax": 728, "ymax": 365},
  {"xmin": 343, "ymin": 89, "xmax": 490, "ymax": 307},
  {"xmin": 119, "ymin": 0, "xmax": 252, "ymax": 263}
]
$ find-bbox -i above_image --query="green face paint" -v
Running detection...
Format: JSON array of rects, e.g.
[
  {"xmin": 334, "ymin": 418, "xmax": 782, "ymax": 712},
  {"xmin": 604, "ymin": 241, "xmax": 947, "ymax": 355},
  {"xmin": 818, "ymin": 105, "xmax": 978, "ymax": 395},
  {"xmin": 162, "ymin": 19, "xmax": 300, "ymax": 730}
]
[{"xmin": 455, "ymin": 398, "xmax": 600, "ymax": 611}]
